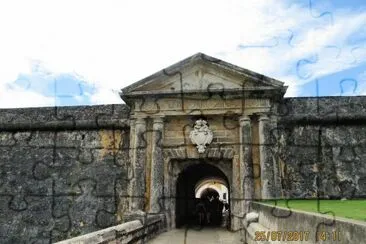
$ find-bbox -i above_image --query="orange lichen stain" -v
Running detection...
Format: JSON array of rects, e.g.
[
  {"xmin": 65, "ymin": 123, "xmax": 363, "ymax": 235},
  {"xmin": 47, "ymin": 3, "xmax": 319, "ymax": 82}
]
[
  {"xmin": 145, "ymin": 142, "xmax": 152, "ymax": 212},
  {"xmin": 98, "ymin": 130, "xmax": 123, "ymax": 159},
  {"xmin": 145, "ymin": 176, "xmax": 150, "ymax": 212}
]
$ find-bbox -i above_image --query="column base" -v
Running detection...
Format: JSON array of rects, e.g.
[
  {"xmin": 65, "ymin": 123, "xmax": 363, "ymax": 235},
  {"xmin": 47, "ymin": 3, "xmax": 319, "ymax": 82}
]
[{"xmin": 123, "ymin": 210, "xmax": 148, "ymax": 223}]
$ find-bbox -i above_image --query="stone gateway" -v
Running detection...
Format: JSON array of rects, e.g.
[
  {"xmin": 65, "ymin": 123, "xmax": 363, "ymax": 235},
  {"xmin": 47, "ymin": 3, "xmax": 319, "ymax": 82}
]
[
  {"xmin": 119, "ymin": 52, "xmax": 289, "ymax": 231},
  {"xmin": 1, "ymin": 53, "xmax": 366, "ymax": 243}
]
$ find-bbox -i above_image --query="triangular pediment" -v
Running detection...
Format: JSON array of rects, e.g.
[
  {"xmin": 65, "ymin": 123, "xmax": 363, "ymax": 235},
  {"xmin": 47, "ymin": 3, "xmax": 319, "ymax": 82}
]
[{"xmin": 120, "ymin": 53, "xmax": 287, "ymax": 101}]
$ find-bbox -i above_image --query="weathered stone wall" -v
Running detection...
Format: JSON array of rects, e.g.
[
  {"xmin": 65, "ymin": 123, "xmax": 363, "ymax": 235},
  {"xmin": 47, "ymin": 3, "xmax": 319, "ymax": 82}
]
[
  {"xmin": 274, "ymin": 97, "xmax": 366, "ymax": 199},
  {"xmin": 1, "ymin": 96, "xmax": 366, "ymax": 242},
  {"xmin": 0, "ymin": 104, "xmax": 131, "ymax": 243}
]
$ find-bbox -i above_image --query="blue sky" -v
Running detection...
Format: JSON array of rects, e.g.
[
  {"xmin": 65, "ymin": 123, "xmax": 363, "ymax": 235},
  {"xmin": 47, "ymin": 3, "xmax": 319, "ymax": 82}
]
[{"xmin": 0, "ymin": 0, "xmax": 365, "ymax": 108}]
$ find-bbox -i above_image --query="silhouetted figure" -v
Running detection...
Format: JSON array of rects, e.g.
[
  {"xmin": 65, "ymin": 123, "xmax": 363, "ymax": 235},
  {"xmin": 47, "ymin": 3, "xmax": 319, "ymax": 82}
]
[
  {"xmin": 218, "ymin": 198, "xmax": 224, "ymax": 225},
  {"xmin": 224, "ymin": 201, "xmax": 229, "ymax": 211},
  {"xmin": 211, "ymin": 196, "xmax": 220, "ymax": 225},
  {"xmin": 205, "ymin": 196, "xmax": 213, "ymax": 225},
  {"xmin": 222, "ymin": 200, "xmax": 229, "ymax": 228},
  {"xmin": 195, "ymin": 200, "xmax": 206, "ymax": 227}
]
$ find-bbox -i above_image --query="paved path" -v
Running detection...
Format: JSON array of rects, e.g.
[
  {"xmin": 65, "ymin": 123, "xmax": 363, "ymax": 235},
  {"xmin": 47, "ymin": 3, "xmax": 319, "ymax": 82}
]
[{"xmin": 148, "ymin": 227, "xmax": 243, "ymax": 244}]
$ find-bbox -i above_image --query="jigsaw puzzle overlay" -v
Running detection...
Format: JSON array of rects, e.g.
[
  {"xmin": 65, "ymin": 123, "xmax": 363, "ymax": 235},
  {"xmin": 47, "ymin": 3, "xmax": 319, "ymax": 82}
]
[
  {"xmin": 1, "ymin": 2, "xmax": 366, "ymax": 243},
  {"xmin": 1, "ymin": 63, "xmax": 366, "ymax": 244},
  {"xmin": 0, "ymin": 105, "xmax": 133, "ymax": 243}
]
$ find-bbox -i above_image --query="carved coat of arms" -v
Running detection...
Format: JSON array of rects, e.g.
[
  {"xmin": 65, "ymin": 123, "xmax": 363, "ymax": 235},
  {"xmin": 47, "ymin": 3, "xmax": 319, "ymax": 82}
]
[{"xmin": 189, "ymin": 119, "xmax": 213, "ymax": 153}]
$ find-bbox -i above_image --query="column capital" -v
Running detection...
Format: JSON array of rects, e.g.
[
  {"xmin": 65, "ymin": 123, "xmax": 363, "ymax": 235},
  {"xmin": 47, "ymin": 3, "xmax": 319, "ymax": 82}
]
[
  {"xmin": 134, "ymin": 117, "xmax": 146, "ymax": 125},
  {"xmin": 152, "ymin": 116, "xmax": 165, "ymax": 124},
  {"xmin": 239, "ymin": 115, "xmax": 251, "ymax": 126},
  {"xmin": 258, "ymin": 113, "xmax": 270, "ymax": 121},
  {"xmin": 270, "ymin": 114, "xmax": 278, "ymax": 123}
]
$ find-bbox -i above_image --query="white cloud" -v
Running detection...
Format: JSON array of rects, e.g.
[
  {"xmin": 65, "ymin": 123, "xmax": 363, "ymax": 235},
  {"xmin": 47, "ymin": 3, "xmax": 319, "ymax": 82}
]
[
  {"xmin": 89, "ymin": 87, "xmax": 122, "ymax": 104},
  {"xmin": 0, "ymin": 0, "xmax": 365, "ymax": 107},
  {"xmin": 357, "ymin": 71, "xmax": 366, "ymax": 95},
  {"xmin": 0, "ymin": 83, "xmax": 55, "ymax": 108}
]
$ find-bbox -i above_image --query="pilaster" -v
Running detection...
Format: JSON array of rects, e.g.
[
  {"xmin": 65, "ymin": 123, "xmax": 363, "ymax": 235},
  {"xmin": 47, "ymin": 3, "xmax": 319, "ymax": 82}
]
[
  {"xmin": 258, "ymin": 113, "xmax": 274, "ymax": 199},
  {"xmin": 270, "ymin": 115, "xmax": 282, "ymax": 198},
  {"xmin": 129, "ymin": 117, "xmax": 147, "ymax": 211},
  {"xmin": 149, "ymin": 117, "xmax": 165, "ymax": 213},
  {"xmin": 239, "ymin": 115, "xmax": 253, "ymax": 212}
]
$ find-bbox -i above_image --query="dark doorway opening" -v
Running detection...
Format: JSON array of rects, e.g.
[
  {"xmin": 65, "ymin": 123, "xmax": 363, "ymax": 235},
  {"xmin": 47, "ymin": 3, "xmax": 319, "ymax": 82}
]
[
  {"xmin": 175, "ymin": 162, "xmax": 230, "ymax": 228},
  {"xmin": 200, "ymin": 188, "xmax": 220, "ymax": 199}
]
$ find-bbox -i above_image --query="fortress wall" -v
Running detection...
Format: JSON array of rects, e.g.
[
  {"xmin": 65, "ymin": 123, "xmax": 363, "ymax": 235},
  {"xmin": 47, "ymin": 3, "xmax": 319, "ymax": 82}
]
[
  {"xmin": 0, "ymin": 104, "xmax": 131, "ymax": 243},
  {"xmin": 1, "ymin": 97, "xmax": 366, "ymax": 242},
  {"xmin": 275, "ymin": 97, "xmax": 366, "ymax": 199}
]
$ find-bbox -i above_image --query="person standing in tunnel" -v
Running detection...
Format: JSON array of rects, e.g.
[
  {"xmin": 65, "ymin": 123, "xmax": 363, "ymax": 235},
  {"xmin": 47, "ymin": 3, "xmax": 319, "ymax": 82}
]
[
  {"xmin": 205, "ymin": 195, "xmax": 213, "ymax": 225},
  {"xmin": 195, "ymin": 199, "xmax": 206, "ymax": 227},
  {"xmin": 210, "ymin": 195, "xmax": 219, "ymax": 225},
  {"xmin": 224, "ymin": 200, "xmax": 229, "ymax": 211},
  {"xmin": 217, "ymin": 196, "xmax": 224, "ymax": 225}
]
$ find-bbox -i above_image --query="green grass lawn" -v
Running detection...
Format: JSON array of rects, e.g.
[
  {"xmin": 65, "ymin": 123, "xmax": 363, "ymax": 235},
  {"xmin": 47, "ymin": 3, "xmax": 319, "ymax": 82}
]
[{"xmin": 261, "ymin": 200, "xmax": 366, "ymax": 222}]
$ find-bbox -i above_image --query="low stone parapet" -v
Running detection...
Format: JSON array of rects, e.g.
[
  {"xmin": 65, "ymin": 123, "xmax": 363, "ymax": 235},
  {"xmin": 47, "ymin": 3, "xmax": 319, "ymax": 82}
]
[
  {"xmin": 243, "ymin": 202, "xmax": 366, "ymax": 244},
  {"xmin": 0, "ymin": 104, "xmax": 130, "ymax": 131},
  {"xmin": 55, "ymin": 214, "xmax": 165, "ymax": 244}
]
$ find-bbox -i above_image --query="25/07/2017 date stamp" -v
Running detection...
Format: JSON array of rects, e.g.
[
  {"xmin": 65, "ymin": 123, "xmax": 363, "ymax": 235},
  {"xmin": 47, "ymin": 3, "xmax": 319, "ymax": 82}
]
[{"xmin": 255, "ymin": 231, "xmax": 341, "ymax": 242}]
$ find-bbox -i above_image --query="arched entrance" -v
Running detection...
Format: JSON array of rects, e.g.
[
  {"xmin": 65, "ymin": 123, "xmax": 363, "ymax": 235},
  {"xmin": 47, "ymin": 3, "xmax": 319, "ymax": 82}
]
[{"xmin": 175, "ymin": 162, "xmax": 230, "ymax": 228}]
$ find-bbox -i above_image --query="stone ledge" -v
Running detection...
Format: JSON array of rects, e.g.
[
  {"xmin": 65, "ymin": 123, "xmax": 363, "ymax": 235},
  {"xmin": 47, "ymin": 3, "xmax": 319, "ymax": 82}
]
[
  {"xmin": 0, "ymin": 104, "xmax": 130, "ymax": 131},
  {"xmin": 277, "ymin": 97, "xmax": 366, "ymax": 124},
  {"xmin": 0, "ymin": 119, "xmax": 130, "ymax": 131},
  {"xmin": 55, "ymin": 220, "xmax": 141, "ymax": 244},
  {"xmin": 250, "ymin": 202, "xmax": 366, "ymax": 244},
  {"xmin": 55, "ymin": 214, "xmax": 165, "ymax": 244},
  {"xmin": 278, "ymin": 115, "xmax": 366, "ymax": 125}
]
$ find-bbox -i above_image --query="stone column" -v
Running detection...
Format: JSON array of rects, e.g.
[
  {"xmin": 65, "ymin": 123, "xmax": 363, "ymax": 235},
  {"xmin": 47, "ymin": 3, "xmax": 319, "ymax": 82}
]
[
  {"xmin": 239, "ymin": 115, "xmax": 253, "ymax": 212},
  {"xmin": 231, "ymin": 155, "xmax": 241, "ymax": 231},
  {"xmin": 149, "ymin": 117, "xmax": 164, "ymax": 213},
  {"xmin": 258, "ymin": 113, "xmax": 274, "ymax": 199},
  {"xmin": 270, "ymin": 115, "xmax": 281, "ymax": 198},
  {"xmin": 129, "ymin": 117, "xmax": 147, "ymax": 211}
]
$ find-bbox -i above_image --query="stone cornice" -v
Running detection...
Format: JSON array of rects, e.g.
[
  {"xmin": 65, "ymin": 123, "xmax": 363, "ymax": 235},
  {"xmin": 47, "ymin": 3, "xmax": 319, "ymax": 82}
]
[{"xmin": 0, "ymin": 104, "xmax": 130, "ymax": 131}]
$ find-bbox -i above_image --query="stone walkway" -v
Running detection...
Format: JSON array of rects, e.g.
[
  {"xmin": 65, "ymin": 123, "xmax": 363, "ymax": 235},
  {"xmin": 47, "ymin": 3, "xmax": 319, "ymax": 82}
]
[{"xmin": 148, "ymin": 227, "xmax": 243, "ymax": 244}]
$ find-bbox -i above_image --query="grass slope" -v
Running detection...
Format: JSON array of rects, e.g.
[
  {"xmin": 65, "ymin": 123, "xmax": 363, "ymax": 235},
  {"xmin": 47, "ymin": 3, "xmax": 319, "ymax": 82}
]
[{"xmin": 261, "ymin": 200, "xmax": 366, "ymax": 222}]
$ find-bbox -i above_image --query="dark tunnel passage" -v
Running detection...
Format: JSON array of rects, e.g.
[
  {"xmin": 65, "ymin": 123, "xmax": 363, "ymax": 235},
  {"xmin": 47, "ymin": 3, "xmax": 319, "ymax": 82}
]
[
  {"xmin": 200, "ymin": 187, "xmax": 220, "ymax": 199},
  {"xmin": 175, "ymin": 162, "xmax": 230, "ymax": 228}
]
